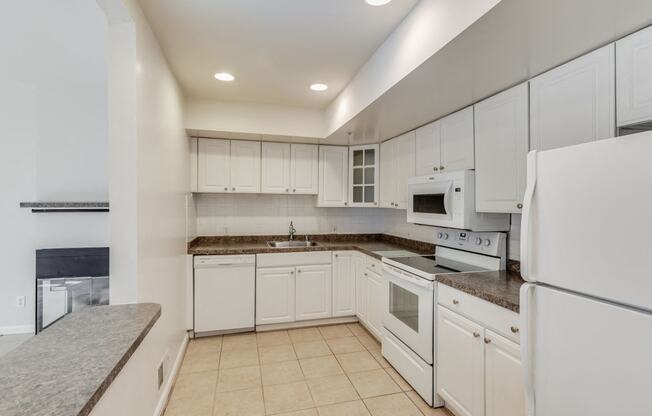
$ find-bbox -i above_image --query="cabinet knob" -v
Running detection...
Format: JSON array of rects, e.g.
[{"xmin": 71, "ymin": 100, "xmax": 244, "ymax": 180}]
[
  {"xmin": 510, "ymin": 326, "xmax": 519, "ymax": 333},
  {"xmin": 433, "ymin": 167, "xmax": 439, "ymax": 172},
  {"xmin": 344, "ymin": 202, "xmax": 348, "ymax": 206},
  {"xmin": 452, "ymin": 299, "xmax": 459, "ymax": 305},
  {"xmin": 517, "ymin": 203, "xmax": 523, "ymax": 209},
  {"xmin": 473, "ymin": 332, "xmax": 480, "ymax": 338},
  {"xmin": 364, "ymin": 273, "xmax": 368, "ymax": 276},
  {"xmin": 290, "ymin": 271, "xmax": 294, "ymax": 274},
  {"xmin": 286, "ymin": 188, "xmax": 289, "ymax": 192},
  {"xmin": 293, "ymin": 189, "xmax": 296, "ymax": 192},
  {"xmin": 374, "ymin": 202, "xmax": 377, "ymax": 206},
  {"xmin": 335, "ymin": 254, "xmax": 338, "ymax": 258},
  {"xmin": 440, "ymin": 166, "xmax": 445, "ymax": 170},
  {"xmin": 484, "ymin": 337, "xmax": 492, "ymax": 344},
  {"xmin": 297, "ymin": 270, "xmax": 301, "ymax": 273},
  {"xmin": 224, "ymin": 187, "xmax": 228, "ymax": 191},
  {"xmin": 232, "ymin": 187, "xmax": 236, "ymax": 191}
]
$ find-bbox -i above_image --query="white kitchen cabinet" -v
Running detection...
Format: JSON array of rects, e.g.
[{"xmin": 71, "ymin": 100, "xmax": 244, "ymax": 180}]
[
  {"xmin": 190, "ymin": 137, "xmax": 198, "ymax": 192},
  {"xmin": 291, "ymin": 144, "xmax": 319, "ymax": 194},
  {"xmin": 415, "ymin": 120, "xmax": 442, "ymax": 176},
  {"xmin": 261, "ymin": 142, "xmax": 291, "ymax": 194},
  {"xmin": 295, "ymin": 264, "xmax": 332, "ymax": 321},
  {"xmin": 349, "ymin": 144, "xmax": 379, "ymax": 207},
  {"xmin": 437, "ymin": 305, "xmax": 485, "ymax": 416},
  {"xmin": 354, "ymin": 254, "xmax": 367, "ymax": 321},
  {"xmin": 440, "ymin": 107, "xmax": 475, "ymax": 172},
  {"xmin": 230, "ymin": 140, "xmax": 261, "ymax": 193},
  {"xmin": 365, "ymin": 269, "xmax": 384, "ymax": 340},
  {"xmin": 474, "ymin": 83, "xmax": 529, "ymax": 213},
  {"xmin": 530, "ymin": 44, "xmax": 615, "ymax": 151},
  {"xmin": 318, "ymin": 146, "xmax": 349, "ymax": 207},
  {"xmin": 617, "ymin": 25, "xmax": 652, "ymax": 127},
  {"xmin": 198, "ymin": 138, "xmax": 230, "ymax": 192},
  {"xmin": 256, "ymin": 267, "xmax": 295, "ymax": 325},
  {"xmin": 332, "ymin": 251, "xmax": 356, "ymax": 317},
  {"xmin": 380, "ymin": 131, "xmax": 416, "ymax": 209},
  {"xmin": 484, "ymin": 330, "xmax": 525, "ymax": 416}
]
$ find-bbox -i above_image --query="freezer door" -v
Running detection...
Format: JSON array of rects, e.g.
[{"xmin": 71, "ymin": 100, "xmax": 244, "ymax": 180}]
[
  {"xmin": 520, "ymin": 131, "xmax": 652, "ymax": 311},
  {"xmin": 521, "ymin": 284, "xmax": 652, "ymax": 416}
]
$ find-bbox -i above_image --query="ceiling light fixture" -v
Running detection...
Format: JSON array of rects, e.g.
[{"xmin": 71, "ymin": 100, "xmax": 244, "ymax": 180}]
[
  {"xmin": 310, "ymin": 83, "xmax": 328, "ymax": 92},
  {"xmin": 214, "ymin": 72, "xmax": 235, "ymax": 81},
  {"xmin": 365, "ymin": 0, "xmax": 392, "ymax": 6}
]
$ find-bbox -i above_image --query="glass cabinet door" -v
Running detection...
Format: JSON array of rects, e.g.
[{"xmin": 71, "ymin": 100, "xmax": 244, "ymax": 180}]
[{"xmin": 349, "ymin": 145, "xmax": 379, "ymax": 206}]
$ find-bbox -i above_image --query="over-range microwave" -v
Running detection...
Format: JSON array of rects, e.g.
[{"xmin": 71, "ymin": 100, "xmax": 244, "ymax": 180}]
[{"xmin": 407, "ymin": 170, "xmax": 510, "ymax": 231}]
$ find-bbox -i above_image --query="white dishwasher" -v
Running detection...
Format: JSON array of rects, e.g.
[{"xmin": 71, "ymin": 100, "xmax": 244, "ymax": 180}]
[{"xmin": 194, "ymin": 255, "xmax": 256, "ymax": 336}]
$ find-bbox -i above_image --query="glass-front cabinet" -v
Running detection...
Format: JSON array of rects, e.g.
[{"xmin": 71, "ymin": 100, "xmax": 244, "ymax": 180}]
[{"xmin": 349, "ymin": 144, "xmax": 379, "ymax": 207}]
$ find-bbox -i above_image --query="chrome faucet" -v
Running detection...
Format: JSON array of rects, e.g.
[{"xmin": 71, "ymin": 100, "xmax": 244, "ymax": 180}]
[{"xmin": 288, "ymin": 221, "xmax": 297, "ymax": 240}]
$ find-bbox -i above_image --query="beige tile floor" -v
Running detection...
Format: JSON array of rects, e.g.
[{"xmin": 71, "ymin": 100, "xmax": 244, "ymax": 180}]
[{"xmin": 164, "ymin": 323, "xmax": 453, "ymax": 416}]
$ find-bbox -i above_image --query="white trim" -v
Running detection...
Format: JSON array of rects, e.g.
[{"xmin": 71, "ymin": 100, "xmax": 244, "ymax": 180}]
[
  {"xmin": 153, "ymin": 332, "xmax": 189, "ymax": 416},
  {"xmin": 256, "ymin": 316, "xmax": 358, "ymax": 332},
  {"xmin": 0, "ymin": 325, "xmax": 34, "ymax": 335}
]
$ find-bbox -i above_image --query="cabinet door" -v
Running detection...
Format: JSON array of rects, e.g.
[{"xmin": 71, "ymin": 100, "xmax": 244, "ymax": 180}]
[
  {"xmin": 230, "ymin": 140, "xmax": 261, "ymax": 193},
  {"xmin": 261, "ymin": 142, "xmax": 291, "ymax": 194},
  {"xmin": 198, "ymin": 138, "xmax": 230, "ymax": 192},
  {"xmin": 256, "ymin": 267, "xmax": 295, "ymax": 325},
  {"xmin": 296, "ymin": 265, "xmax": 332, "ymax": 321},
  {"xmin": 395, "ymin": 131, "xmax": 416, "ymax": 209},
  {"xmin": 318, "ymin": 146, "xmax": 349, "ymax": 207},
  {"xmin": 349, "ymin": 144, "xmax": 379, "ymax": 207},
  {"xmin": 379, "ymin": 139, "xmax": 396, "ymax": 208},
  {"xmin": 530, "ymin": 44, "xmax": 615, "ymax": 151},
  {"xmin": 437, "ymin": 306, "xmax": 485, "ymax": 416},
  {"xmin": 484, "ymin": 330, "xmax": 525, "ymax": 416},
  {"xmin": 617, "ymin": 25, "xmax": 652, "ymax": 127},
  {"xmin": 415, "ymin": 120, "xmax": 441, "ymax": 176},
  {"xmin": 354, "ymin": 255, "xmax": 367, "ymax": 321},
  {"xmin": 365, "ymin": 270, "xmax": 384, "ymax": 340},
  {"xmin": 440, "ymin": 107, "xmax": 475, "ymax": 172},
  {"xmin": 474, "ymin": 83, "xmax": 529, "ymax": 213},
  {"xmin": 291, "ymin": 144, "xmax": 319, "ymax": 194},
  {"xmin": 332, "ymin": 252, "xmax": 356, "ymax": 317}
]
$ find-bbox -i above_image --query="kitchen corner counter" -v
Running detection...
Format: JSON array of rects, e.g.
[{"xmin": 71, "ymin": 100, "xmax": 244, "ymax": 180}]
[
  {"xmin": 0, "ymin": 303, "xmax": 161, "ymax": 416},
  {"xmin": 187, "ymin": 234, "xmax": 435, "ymax": 260},
  {"xmin": 436, "ymin": 270, "xmax": 524, "ymax": 313}
]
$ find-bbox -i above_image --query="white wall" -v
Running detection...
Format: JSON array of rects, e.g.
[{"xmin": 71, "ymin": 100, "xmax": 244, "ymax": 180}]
[{"xmin": 0, "ymin": 0, "xmax": 109, "ymax": 334}]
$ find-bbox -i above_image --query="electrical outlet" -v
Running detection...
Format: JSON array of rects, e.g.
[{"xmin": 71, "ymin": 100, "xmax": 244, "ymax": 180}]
[{"xmin": 16, "ymin": 296, "xmax": 26, "ymax": 308}]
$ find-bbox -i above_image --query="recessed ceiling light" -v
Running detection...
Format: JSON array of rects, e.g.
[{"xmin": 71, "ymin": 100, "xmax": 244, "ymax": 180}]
[
  {"xmin": 214, "ymin": 72, "xmax": 235, "ymax": 82},
  {"xmin": 365, "ymin": 0, "xmax": 392, "ymax": 5},
  {"xmin": 310, "ymin": 83, "xmax": 328, "ymax": 92}
]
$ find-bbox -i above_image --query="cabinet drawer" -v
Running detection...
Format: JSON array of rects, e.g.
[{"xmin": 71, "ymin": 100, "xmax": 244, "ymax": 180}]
[
  {"xmin": 365, "ymin": 256, "xmax": 382, "ymax": 273},
  {"xmin": 437, "ymin": 284, "xmax": 520, "ymax": 343},
  {"xmin": 257, "ymin": 251, "xmax": 332, "ymax": 268}
]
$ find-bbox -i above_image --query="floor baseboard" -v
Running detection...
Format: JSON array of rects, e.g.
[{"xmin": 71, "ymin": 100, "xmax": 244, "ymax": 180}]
[
  {"xmin": 153, "ymin": 332, "xmax": 189, "ymax": 416},
  {"xmin": 0, "ymin": 325, "xmax": 34, "ymax": 335}
]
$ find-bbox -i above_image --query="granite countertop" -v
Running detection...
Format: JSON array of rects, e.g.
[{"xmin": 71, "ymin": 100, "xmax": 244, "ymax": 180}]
[
  {"xmin": 0, "ymin": 303, "xmax": 161, "ymax": 416},
  {"xmin": 436, "ymin": 270, "xmax": 524, "ymax": 312},
  {"xmin": 188, "ymin": 234, "xmax": 436, "ymax": 260}
]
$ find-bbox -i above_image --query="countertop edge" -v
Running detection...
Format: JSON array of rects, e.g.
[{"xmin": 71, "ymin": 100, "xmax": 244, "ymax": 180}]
[{"xmin": 435, "ymin": 274, "xmax": 522, "ymax": 313}]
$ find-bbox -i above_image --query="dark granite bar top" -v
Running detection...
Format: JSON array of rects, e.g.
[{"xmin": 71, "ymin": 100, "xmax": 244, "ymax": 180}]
[
  {"xmin": 436, "ymin": 270, "xmax": 524, "ymax": 313},
  {"xmin": 19, "ymin": 202, "xmax": 109, "ymax": 208},
  {"xmin": 187, "ymin": 233, "xmax": 436, "ymax": 260},
  {"xmin": 0, "ymin": 303, "xmax": 161, "ymax": 416}
]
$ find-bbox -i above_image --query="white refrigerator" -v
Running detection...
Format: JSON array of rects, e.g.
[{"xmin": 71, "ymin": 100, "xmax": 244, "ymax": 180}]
[{"xmin": 519, "ymin": 131, "xmax": 652, "ymax": 416}]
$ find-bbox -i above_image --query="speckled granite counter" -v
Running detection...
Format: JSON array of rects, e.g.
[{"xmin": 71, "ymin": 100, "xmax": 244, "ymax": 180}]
[
  {"xmin": 188, "ymin": 234, "xmax": 435, "ymax": 259},
  {"xmin": 436, "ymin": 270, "xmax": 524, "ymax": 312},
  {"xmin": 0, "ymin": 303, "xmax": 161, "ymax": 416}
]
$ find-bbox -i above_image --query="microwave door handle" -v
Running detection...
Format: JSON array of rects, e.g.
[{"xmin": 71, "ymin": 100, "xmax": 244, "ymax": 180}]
[{"xmin": 443, "ymin": 181, "xmax": 452, "ymax": 215}]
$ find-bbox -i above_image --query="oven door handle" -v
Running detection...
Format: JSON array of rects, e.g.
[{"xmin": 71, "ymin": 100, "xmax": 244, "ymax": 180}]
[{"xmin": 383, "ymin": 264, "xmax": 433, "ymax": 290}]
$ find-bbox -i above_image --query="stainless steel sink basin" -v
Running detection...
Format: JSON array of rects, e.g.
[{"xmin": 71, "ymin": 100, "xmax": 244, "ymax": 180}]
[{"xmin": 266, "ymin": 240, "xmax": 319, "ymax": 248}]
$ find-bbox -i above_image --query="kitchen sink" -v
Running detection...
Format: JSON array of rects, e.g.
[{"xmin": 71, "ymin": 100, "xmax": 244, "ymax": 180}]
[{"xmin": 266, "ymin": 240, "xmax": 319, "ymax": 248}]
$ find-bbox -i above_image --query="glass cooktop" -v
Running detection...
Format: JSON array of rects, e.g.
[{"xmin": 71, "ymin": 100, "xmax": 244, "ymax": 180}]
[{"xmin": 389, "ymin": 255, "xmax": 489, "ymax": 276}]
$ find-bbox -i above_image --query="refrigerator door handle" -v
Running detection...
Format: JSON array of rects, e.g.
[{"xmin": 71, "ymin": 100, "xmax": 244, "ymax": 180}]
[
  {"xmin": 520, "ymin": 150, "xmax": 538, "ymax": 282},
  {"xmin": 520, "ymin": 283, "xmax": 536, "ymax": 416}
]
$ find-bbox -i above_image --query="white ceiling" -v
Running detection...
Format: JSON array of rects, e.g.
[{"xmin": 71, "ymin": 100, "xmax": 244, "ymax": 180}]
[{"xmin": 138, "ymin": 0, "xmax": 419, "ymax": 109}]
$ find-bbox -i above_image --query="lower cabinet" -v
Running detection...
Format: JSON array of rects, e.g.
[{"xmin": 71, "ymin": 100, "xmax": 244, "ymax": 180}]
[
  {"xmin": 437, "ymin": 305, "xmax": 524, "ymax": 416},
  {"xmin": 296, "ymin": 265, "xmax": 332, "ymax": 321},
  {"xmin": 332, "ymin": 251, "xmax": 356, "ymax": 317},
  {"xmin": 354, "ymin": 254, "xmax": 367, "ymax": 321},
  {"xmin": 256, "ymin": 267, "xmax": 296, "ymax": 325},
  {"xmin": 365, "ymin": 269, "xmax": 384, "ymax": 340}
]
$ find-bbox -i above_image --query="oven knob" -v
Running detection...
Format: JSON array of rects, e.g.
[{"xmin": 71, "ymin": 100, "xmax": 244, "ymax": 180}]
[
  {"xmin": 484, "ymin": 239, "xmax": 491, "ymax": 246},
  {"xmin": 437, "ymin": 232, "xmax": 443, "ymax": 239},
  {"xmin": 443, "ymin": 233, "xmax": 449, "ymax": 240},
  {"xmin": 475, "ymin": 237, "xmax": 482, "ymax": 245}
]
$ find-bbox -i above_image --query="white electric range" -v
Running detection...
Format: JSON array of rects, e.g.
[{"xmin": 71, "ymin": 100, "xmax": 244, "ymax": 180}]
[{"xmin": 381, "ymin": 227, "xmax": 507, "ymax": 407}]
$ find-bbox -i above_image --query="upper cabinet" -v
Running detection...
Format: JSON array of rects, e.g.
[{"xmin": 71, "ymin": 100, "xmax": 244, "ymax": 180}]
[
  {"xmin": 349, "ymin": 144, "xmax": 379, "ymax": 207},
  {"xmin": 318, "ymin": 145, "xmax": 349, "ymax": 207},
  {"xmin": 415, "ymin": 107, "xmax": 474, "ymax": 175},
  {"xmin": 380, "ymin": 131, "xmax": 415, "ymax": 209},
  {"xmin": 617, "ymin": 25, "xmax": 652, "ymax": 128},
  {"xmin": 261, "ymin": 143, "xmax": 318, "ymax": 194},
  {"xmin": 474, "ymin": 83, "xmax": 529, "ymax": 214},
  {"xmin": 198, "ymin": 138, "xmax": 231, "ymax": 193},
  {"xmin": 530, "ymin": 44, "xmax": 615, "ymax": 151},
  {"xmin": 228, "ymin": 140, "xmax": 261, "ymax": 193}
]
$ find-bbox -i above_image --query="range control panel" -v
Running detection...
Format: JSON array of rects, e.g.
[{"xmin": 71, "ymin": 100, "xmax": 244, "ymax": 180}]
[{"xmin": 434, "ymin": 227, "xmax": 507, "ymax": 258}]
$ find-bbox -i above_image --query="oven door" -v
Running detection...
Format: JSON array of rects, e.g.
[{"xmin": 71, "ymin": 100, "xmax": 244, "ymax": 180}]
[
  {"xmin": 382, "ymin": 264, "xmax": 434, "ymax": 364},
  {"xmin": 407, "ymin": 178, "xmax": 453, "ymax": 226}
]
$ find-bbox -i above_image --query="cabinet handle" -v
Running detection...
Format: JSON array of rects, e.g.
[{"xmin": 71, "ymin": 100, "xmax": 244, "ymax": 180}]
[
  {"xmin": 433, "ymin": 166, "xmax": 439, "ymax": 172},
  {"xmin": 510, "ymin": 326, "xmax": 519, "ymax": 333},
  {"xmin": 484, "ymin": 337, "xmax": 492, "ymax": 344},
  {"xmin": 517, "ymin": 203, "xmax": 523, "ymax": 209},
  {"xmin": 440, "ymin": 166, "xmax": 445, "ymax": 171},
  {"xmin": 473, "ymin": 332, "xmax": 480, "ymax": 338},
  {"xmin": 452, "ymin": 299, "xmax": 459, "ymax": 305}
]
